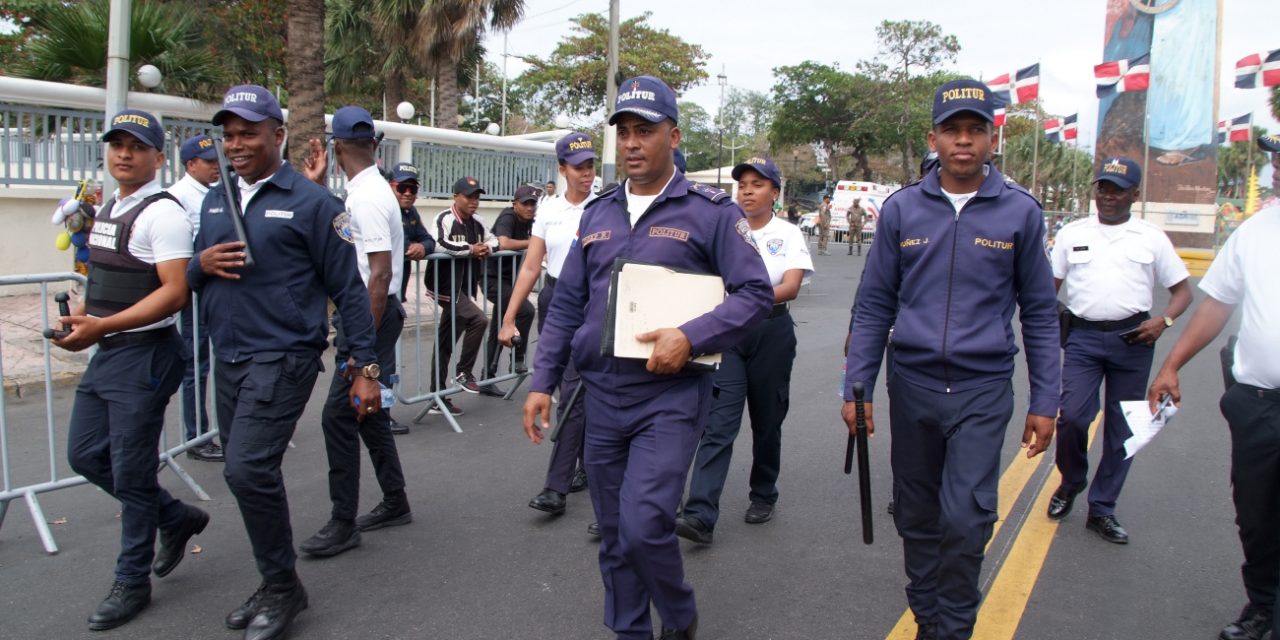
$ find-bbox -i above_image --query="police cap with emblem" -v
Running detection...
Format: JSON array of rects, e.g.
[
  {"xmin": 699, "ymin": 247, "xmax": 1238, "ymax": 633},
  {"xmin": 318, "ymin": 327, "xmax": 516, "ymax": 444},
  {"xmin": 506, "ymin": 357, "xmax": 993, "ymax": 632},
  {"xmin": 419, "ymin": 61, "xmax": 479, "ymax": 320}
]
[
  {"xmin": 932, "ymin": 78, "xmax": 995, "ymax": 125},
  {"xmin": 213, "ymin": 84, "xmax": 285, "ymax": 126},
  {"xmin": 1260, "ymin": 133, "xmax": 1280, "ymax": 154},
  {"xmin": 1094, "ymin": 157, "xmax": 1142, "ymax": 190},
  {"xmin": 331, "ymin": 105, "xmax": 377, "ymax": 140},
  {"xmin": 556, "ymin": 132, "xmax": 597, "ymax": 165},
  {"xmin": 453, "ymin": 176, "xmax": 485, "ymax": 196},
  {"xmin": 608, "ymin": 75, "xmax": 679, "ymax": 126},
  {"xmin": 731, "ymin": 156, "xmax": 783, "ymax": 189},
  {"xmin": 179, "ymin": 134, "xmax": 217, "ymax": 164},
  {"xmin": 101, "ymin": 108, "xmax": 166, "ymax": 149},
  {"xmin": 390, "ymin": 162, "xmax": 419, "ymax": 183}
]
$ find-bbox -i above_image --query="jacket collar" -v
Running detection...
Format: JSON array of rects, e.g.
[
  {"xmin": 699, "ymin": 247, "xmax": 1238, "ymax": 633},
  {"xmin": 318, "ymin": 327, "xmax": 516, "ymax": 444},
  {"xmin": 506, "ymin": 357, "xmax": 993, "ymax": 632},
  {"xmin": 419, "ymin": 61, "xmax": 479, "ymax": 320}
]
[
  {"xmin": 605, "ymin": 169, "xmax": 689, "ymax": 208},
  {"xmin": 921, "ymin": 162, "xmax": 1006, "ymax": 200}
]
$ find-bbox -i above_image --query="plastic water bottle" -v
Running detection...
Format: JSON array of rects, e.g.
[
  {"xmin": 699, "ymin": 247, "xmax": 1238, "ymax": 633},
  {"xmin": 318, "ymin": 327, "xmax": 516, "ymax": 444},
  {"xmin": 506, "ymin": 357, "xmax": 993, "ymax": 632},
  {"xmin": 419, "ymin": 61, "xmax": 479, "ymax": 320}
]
[
  {"xmin": 838, "ymin": 363, "xmax": 847, "ymax": 395},
  {"xmin": 379, "ymin": 382, "xmax": 397, "ymax": 408}
]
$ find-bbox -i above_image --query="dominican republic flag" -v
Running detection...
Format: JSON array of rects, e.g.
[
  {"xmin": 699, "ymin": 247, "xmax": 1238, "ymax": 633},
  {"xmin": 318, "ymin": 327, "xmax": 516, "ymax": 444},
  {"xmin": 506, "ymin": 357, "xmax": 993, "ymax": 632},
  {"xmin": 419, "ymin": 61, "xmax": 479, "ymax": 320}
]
[
  {"xmin": 1218, "ymin": 120, "xmax": 1228, "ymax": 144},
  {"xmin": 993, "ymin": 107, "xmax": 1007, "ymax": 127},
  {"xmin": 1095, "ymin": 53, "xmax": 1150, "ymax": 98},
  {"xmin": 988, "ymin": 64, "xmax": 1041, "ymax": 105},
  {"xmin": 1062, "ymin": 114, "xmax": 1078, "ymax": 141},
  {"xmin": 1235, "ymin": 49, "xmax": 1280, "ymax": 89},
  {"xmin": 1044, "ymin": 118, "xmax": 1061, "ymax": 143},
  {"xmin": 1228, "ymin": 113, "xmax": 1252, "ymax": 142}
]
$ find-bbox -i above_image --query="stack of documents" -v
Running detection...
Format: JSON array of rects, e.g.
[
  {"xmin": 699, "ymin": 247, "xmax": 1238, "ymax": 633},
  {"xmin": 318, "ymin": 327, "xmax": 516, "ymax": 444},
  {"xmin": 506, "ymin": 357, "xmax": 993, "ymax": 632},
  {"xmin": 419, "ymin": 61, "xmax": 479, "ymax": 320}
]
[{"xmin": 604, "ymin": 261, "xmax": 725, "ymax": 368}]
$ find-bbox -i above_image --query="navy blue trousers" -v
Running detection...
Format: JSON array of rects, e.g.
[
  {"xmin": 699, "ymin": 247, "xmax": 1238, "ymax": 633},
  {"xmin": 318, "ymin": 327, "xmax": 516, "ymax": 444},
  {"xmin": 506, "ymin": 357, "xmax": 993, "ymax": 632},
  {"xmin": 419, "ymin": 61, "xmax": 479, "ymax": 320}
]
[
  {"xmin": 684, "ymin": 310, "xmax": 795, "ymax": 529},
  {"xmin": 321, "ymin": 296, "xmax": 408, "ymax": 520},
  {"xmin": 216, "ymin": 352, "xmax": 321, "ymax": 583},
  {"xmin": 179, "ymin": 304, "xmax": 210, "ymax": 441},
  {"xmin": 67, "ymin": 333, "xmax": 190, "ymax": 585},
  {"xmin": 1221, "ymin": 383, "xmax": 1280, "ymax": 639},
  {"xmin": 889, "ymin": 375, "xmax": 1013, "ymax": 640},
  {"xmin": 1054, "ymin": 326, "xmax": 1154, "ymax": 517},
  {"xmin": 537, "ymin": 278, "xmax": 585, "ymax": 495},
  {"xmin": 584, "ymin": 376, "xmax": 711, "ymax": 639}
]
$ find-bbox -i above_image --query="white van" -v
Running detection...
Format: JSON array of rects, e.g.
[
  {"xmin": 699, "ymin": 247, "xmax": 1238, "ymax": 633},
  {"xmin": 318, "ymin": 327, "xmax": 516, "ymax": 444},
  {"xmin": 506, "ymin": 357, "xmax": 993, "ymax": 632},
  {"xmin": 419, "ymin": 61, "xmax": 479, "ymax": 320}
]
[{"xmin": 829, "ymin": 181, "xmax": 894, "ymax": 241}]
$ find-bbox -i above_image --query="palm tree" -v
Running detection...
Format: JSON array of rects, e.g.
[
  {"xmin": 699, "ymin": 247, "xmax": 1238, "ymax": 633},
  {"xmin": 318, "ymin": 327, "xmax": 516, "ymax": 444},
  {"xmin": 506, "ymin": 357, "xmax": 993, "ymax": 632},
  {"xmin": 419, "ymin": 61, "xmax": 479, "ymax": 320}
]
[
  {"xmin": 413, "ymin": 0, "xmax": 525, "ymax": 130},
  {"xmin": 15, "ymin": 0, "xmax": 225, "ymax": 100},
  {"xmin": 325, "ymin": 0, "xmax": 430, "ymax": 118},
  {"xmin": 287, "ymin": 0, "xmax": 326, "ymax": 163}
]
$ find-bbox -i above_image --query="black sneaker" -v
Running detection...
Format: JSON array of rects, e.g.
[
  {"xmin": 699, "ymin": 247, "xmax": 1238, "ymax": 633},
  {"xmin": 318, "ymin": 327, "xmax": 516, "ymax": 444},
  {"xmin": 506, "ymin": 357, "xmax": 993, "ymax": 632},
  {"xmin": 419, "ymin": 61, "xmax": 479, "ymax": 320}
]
[
  {"xmin": 477, "ymin": 383, "xmax": 507, "ymax": 398},
  {"xmin": 355, "ymin": 499, "xmax": 413, "ymax": 531},
  {"xmin": 744, "ymin": 502, "xmax": 774, "ymax": 524},
  {"xmin": 388, "ymin": 418, "xmax": 410, "ymax": 435},
  {"xmin": 916, "ymin": 622, "xmax": 939, "ymax": 640},
  {"xmin": 244, "ymin": 580, "xmax": 308, "ymax": 640},
  {"xmin": 186, "ymin": 440, "xmax": 224, "ymax": 462},
  {"xmin": 1221, "ymin": 603, "xmax": 1272, "ymax": 640},
  {"xmin": 298, "ymin": 519, "xmax": 361, "ymax": 557},
  {"xmin": 454, "ymin": 373, "xmax": 481, "ymax": 393},
  {"xmin": 586, "ymin": 521, "xmax": 600, "ymax": 538},
  {"xmin": 428, "ymin": 398, "xmax": 464, "ymax": 416},
  {"xmin": 87, "ymin": 581, "xmax": 151, "ymax": 631},
  {"xmin": 675, "ymin": 516, "xmax": 713, "ymax": 544}
]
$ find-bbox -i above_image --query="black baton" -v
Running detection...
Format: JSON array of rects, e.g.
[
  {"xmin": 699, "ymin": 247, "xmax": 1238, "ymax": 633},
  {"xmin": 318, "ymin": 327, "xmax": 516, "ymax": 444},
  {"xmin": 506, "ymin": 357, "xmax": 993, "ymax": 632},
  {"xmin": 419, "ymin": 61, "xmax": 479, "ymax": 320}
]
[
  {"xmin": 213, "ymin": 138, "xmax": 255, "ymax": 267},
  {"xmin": 42, "ymin": 292, "xmax": 71, "ymax": 340},
  {"xmin": 845, "ymin": 382, "xmax": 873, "ymax": 544},
  {"xmin": 549, "ymin": 379, "xmax": 583, "ymax": 443}
]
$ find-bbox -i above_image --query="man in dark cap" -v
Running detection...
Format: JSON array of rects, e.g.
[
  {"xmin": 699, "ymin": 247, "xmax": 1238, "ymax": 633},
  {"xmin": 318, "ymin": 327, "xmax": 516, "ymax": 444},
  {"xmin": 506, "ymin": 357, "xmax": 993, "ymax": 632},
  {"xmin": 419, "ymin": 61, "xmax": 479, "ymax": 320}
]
[
  {"xmin": 523, "ymin": 74, "xmax": 772, "ymax": 640},
  {"xmin": 55, "ymin": 107, "xmax": 208, "ymax": 632},
  {"xmin": 842, "ymin": 78, "xmax": 1060, "ymax": 640}
]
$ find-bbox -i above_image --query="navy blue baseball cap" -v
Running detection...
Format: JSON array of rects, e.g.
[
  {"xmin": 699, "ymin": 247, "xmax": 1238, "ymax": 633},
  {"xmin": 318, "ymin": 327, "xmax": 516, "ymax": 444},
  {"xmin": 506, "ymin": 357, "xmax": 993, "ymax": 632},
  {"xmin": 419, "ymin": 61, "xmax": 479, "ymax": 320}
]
[
  {"xmin": 556, "ymin": 132, "xmax": 597, "ymax": 165},
  {"xmin": 933, "ymin": 79, "xmax": 995, "ymax": 125},
  {"xmin": 608, "ymin": 75, "xmax": 679, "ymax": 126},
  {"xmin": 179, "ymin": 134, "xmax": 217, "ymax": 164},
  {"xmin": 731, "ymin": 156, "xmax": 783, "ymax": 189},
  {"xmin": 1259, "ymin": 134, "xmax": 1280, "ymax": 154},
  {"xmin": 1095, "ymin": 157, "xmax": 1142, "ymax": 189},
  {"xmin": 331, "ymin": 105, "xmax": 376, "ymax": 140},
  {"xmin": 101, "ymin": 109, "xmax": 165, "ymax": 149},
  {"xmin": 213, "ymin": 84, "xmax": 284, "ymax": 126},
  {"xmin": 389, "ymin": 162, "xmax": 419, "ymax": 183},
  {"xmin": 673, "ymin": 148, "xmax": 687, "ymax": 173}
]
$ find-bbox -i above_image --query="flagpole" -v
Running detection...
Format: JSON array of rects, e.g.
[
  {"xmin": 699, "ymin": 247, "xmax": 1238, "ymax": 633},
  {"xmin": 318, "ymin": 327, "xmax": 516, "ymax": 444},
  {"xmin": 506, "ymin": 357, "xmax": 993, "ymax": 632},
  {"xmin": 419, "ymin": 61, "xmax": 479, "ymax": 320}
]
[
  {"xmin": 1070, "ymin": 138, "xmax": 1078, "ymax": 212},
  {"xmin": 1141, "ymin": 104, "xmax": 1150, "ymax": 220},
  {"xmin": 998, "ymin": 124, "xmax": 1005, "ymax": 173}
]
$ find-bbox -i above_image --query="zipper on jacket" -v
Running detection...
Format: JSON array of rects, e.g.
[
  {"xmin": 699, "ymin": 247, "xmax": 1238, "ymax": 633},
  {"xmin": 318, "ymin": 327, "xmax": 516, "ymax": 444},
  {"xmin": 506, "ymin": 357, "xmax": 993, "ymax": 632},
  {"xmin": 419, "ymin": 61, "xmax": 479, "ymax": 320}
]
[{"xmin": 939, "ymin": 197, "xmax": 974, "ymax": 392}]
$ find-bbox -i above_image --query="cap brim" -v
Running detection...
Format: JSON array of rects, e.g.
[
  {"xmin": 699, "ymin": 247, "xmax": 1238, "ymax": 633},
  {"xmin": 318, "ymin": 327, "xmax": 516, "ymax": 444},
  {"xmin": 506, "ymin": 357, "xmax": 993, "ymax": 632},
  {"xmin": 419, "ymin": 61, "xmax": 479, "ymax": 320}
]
[
  {"xmin": 1094, "ymin": 175, "xmax": 1137, "ymax": 189},
  {"xmin": 515, "ymin": 196, "xmax": 538, "ymax": 204},
  {"xmin": 561, "ymin": 149, "xmax": 597, "ymax": 165},
  {"xmin": 100, "ymin": 127, "xmax": 161, "ymax": 148},
  {"xmin": 933, "ymin": 107, "xmax": 994, "ymax": 125},
  {"xmin": 608, "ymin": 107, "xmax": 669, "ymax": 125},
  {"xmin": 390, "ymin": 175, "xmax": 419, "ymax": 184},
  {"xmin": 455, "ymin": 187, "xmax": 485, "ymax": 196},
  {"xmin": 213, "ymin": 107, "xmax": 270, "ymax": 126}
]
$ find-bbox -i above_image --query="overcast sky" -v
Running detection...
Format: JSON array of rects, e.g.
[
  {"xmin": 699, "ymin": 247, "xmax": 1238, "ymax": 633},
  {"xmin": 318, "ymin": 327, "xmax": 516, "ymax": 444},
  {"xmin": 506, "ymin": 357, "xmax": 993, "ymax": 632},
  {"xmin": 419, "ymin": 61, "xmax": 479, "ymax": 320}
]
[{"xmin": 486, "ymin": 0, "xmax": 1279, "ymax": 154}]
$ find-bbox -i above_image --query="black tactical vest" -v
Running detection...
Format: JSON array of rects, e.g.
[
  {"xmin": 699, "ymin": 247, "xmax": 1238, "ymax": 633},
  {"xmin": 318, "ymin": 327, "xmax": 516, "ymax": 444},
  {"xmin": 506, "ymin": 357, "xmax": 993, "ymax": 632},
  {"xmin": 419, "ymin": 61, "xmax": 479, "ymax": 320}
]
[{"xmin": 84, "ymin": 192, "xmax": 179, "ymax": 318}]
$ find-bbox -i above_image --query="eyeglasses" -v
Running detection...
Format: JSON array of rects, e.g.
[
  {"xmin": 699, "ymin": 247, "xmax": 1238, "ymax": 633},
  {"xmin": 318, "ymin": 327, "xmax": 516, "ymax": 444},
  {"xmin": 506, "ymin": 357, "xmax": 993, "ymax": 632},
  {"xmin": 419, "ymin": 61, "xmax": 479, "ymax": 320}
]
[{"xmin": 392, "ymin": 183, "xmax": 419, "ymax": 195}]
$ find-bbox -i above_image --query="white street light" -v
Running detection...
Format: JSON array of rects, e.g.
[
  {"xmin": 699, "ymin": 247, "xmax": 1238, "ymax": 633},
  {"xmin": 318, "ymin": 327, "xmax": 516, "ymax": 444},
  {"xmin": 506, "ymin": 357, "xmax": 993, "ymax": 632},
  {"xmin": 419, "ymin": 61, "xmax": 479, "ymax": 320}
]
[
  {"xmin": 396, "ymin": 101, "xmax": 415, "ymax": 122},
  {"xmin": 554, "ymin": 113, "xmax": 572, "ymax": 130},
  {"xmin": 485, "ymin": 122, "xmax": 501, "ymax": 136},
  {"xmin": 136, "ymin": 64, "xmax": 162, "ymax": 89}
]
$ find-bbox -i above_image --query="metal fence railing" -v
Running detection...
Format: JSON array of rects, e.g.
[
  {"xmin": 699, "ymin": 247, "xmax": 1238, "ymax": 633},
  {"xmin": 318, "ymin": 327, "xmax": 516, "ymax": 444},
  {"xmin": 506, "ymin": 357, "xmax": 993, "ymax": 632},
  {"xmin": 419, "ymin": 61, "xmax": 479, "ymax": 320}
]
[{"xmin": 410, "ymin": 143, "xmax": 555, "ymax": 201}]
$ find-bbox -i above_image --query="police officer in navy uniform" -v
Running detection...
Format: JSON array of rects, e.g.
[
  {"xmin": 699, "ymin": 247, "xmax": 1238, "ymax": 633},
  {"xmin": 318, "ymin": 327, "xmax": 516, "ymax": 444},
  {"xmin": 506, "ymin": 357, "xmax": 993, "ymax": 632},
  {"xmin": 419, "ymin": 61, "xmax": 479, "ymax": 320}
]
[
  {"xmin": 678, "ymin": 156, "xmax": 813, "ymax": 544},
  {"xmin": 843, "ymin": 79, "xmax": 1060, "ymax": 640},
  {"xmin": 523, "ymin": 75, "xmax": 773, "ymax": 640},
  {"xmin": 298, "ymin": 106, "xmax": 413, "ymax": 557},
  {"xmin": 188, "ymin": 85, "xmax": 382, "ymax": 640},
  {"xmin": 1048, "ymin": 157, "xmax": 1191, "ymax": 544},
  {"xmin": 55, "ymin": 108, "xmax": 209, "ymax": 631}
]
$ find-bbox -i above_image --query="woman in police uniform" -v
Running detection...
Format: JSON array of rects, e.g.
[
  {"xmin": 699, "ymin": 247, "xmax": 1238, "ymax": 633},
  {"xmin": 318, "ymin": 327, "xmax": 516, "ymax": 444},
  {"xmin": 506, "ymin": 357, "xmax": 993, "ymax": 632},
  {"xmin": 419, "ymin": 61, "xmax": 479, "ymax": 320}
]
[{"xmin": 677, "ymin": 156, "xmax": 814, "ymax": 543}]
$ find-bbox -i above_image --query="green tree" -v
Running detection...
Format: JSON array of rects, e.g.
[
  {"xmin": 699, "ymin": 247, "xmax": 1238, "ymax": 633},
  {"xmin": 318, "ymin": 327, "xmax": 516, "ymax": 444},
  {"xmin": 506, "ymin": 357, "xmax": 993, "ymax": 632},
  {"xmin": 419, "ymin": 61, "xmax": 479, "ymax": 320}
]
[
  {"xmin": 1000, "ymin": 116, "xmax": 1092, "ymax": 211},
  {"xmin": 676, "ymin": 101, "xmax": 717, "ymax": 173},
  {"xmin": 1271, "ymin": 86, "xmax": 1280, "ymax": 122},
  {"xmin": 860, "ymin": 19, "xmax": 960, "ymax": 182},
  {"xmin": 1217, "ymin": 126, "xmax": 1271, "ymax": 199},
  {"xmin": 413, "ymin": 0, "xmax": 525, "ymax": 131},
  {"xmin": 719, "ymin": 88, "xmax": 774, "ymax": 163},
  {"xmin": 769, "ymin": 62, "xmax": 889, "ymax": 184},
  {"xmin": 514, "ymin": 12, "xmax": 710, "ymax": 121},
  {"xmin": 204, "ymin": 0, "xmax": 288, "ymax": 91}
]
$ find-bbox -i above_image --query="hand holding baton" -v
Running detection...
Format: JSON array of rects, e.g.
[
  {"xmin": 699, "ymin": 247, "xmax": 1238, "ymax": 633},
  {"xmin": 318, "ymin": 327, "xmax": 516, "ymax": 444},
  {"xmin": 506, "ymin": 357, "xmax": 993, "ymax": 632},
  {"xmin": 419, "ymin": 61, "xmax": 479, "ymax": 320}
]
[
  {"xmin": 213, "ymin": 139, "xmax": 255, "ymax": 268},
  {"xmin": 42, "ymin": 292, "xmax": 71, "ymax": 340},
  {"xmin": 843, "ymin": 382, "xmax": 874, "ymax": 544}
]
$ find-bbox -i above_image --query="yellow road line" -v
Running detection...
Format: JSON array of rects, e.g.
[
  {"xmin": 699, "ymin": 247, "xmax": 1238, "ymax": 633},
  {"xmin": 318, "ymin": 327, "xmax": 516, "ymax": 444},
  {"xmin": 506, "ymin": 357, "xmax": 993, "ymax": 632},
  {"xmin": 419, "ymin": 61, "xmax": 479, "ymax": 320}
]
[{"xmin": 885, "ymin": 415, "xmax": 1102, "ymax": 639}]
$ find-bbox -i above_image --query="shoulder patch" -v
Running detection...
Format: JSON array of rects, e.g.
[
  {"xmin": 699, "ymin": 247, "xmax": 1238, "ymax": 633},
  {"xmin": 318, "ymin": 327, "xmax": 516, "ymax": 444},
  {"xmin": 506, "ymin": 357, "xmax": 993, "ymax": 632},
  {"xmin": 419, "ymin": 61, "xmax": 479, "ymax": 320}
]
[
  {"xmin": 735, "ymin": 217, "xmax": 759, "ymax": 251},
  {"xmin": 688, "ymin": 182, "xmax": 730, "ymax": 203},
  {"xmin": 332, "ymin": 212, "xmax": 355, "ymax": 244}
]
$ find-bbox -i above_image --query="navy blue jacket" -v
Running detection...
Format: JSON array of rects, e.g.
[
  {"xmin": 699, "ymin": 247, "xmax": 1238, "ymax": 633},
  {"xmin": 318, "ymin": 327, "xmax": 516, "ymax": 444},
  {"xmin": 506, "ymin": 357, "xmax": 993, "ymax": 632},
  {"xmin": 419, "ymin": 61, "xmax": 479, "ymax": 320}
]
[
  {"xmin": 187, "ymin": 162, "xmax": 377, "ymax": 366},
  {"xmin": 843, "ymin": 165, "xmax": 1061, "ymax": 417},
  {"xmin": 530, "ymin": 172, "xmax": 774, "ymax": 398}
]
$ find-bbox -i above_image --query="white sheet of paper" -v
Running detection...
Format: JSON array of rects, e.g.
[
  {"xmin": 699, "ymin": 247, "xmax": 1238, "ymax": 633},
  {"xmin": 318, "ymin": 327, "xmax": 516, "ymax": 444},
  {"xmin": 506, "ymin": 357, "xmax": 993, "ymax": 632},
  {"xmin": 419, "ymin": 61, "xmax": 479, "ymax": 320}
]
[
  {"xmin": 610, "ymin": 262, "xmax": 724, "ymax": 366},
  {"xmin": 1121, "ymin": 398, "xmax": 1178, "ymax": 459}
]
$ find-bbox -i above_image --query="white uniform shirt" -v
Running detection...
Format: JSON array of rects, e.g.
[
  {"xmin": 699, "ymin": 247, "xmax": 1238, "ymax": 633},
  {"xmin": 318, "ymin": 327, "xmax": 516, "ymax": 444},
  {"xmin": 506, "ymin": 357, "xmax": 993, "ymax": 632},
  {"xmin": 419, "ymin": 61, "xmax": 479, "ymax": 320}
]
[
  {"xmin": 165, "ymin": 172, "xmax": 210, "ymax": 239},
  {"xmin": 1200, "ymin": 206, "xmax": 1280, "ymax": 389},
  {"xmin": 532, "ymin": 192, "xmax": 592, "ymax": 279},
  {"xmin": 99, "ymin": 177, "xmax": 194, "ymax": 332},
  {"xmin": 345, "ymin": 165, "xmax": 404, "ymax": 296},
  {"xmin": 751, "ymin": 216, "xmax": 814, "ymax": 287},
  {"xmin": 1050, "ymin": 215, "xmax": 1188, "ymax": 321}
]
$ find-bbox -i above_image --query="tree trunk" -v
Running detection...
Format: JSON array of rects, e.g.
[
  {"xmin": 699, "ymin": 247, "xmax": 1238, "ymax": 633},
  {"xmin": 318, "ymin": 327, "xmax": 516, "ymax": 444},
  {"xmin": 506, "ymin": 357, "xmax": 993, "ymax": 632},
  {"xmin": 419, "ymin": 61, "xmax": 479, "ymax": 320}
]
[
  {"xmin": 384, "ymin": 70, "xmax": 405, "ymax": 122},
  {"xmin": 855, "ymin": 149, "xmax": 872, "ymax": 182},
  {"xmin": 286, "ymin": 0, "xmax": 325, "ymax": 164},
  {"xmin": 434, "ymin": 59, "xmax": 460, "ymax": 130}
]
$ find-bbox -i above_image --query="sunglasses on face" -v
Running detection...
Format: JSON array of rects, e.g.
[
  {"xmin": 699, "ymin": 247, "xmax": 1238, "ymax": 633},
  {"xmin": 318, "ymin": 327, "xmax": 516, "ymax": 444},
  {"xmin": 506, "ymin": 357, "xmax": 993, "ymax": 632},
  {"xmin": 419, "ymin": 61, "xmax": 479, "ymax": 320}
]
[{"xmin": 392, "ymin": 182, "xmax": 419, "ymax": 195}]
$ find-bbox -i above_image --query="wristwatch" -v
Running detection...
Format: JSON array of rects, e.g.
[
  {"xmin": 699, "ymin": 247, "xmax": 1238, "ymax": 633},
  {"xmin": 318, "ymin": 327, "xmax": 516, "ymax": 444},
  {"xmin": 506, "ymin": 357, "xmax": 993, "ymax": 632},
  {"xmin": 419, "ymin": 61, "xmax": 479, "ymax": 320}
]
[
  {"xmin": 359, "ymin": 363, "xmax": 381, "ymax": 380},
  {"xmin": 1162, "ymin": 316, "xmax": 1174, "ymax": 328}
]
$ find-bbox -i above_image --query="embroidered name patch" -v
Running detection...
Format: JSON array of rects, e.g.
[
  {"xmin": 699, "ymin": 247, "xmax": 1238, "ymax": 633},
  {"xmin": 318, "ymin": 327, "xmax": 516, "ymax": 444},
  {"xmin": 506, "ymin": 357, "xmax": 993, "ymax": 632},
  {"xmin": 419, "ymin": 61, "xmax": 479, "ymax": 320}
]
[
  {"xmin": 900, "ymin": 238, "xmax": 929, "ymax": 248},
  {"xmin": 649, "ymin": 226, "xmax": 689, "ymax": 242},
  {"xmin": 580, "ymin": 230, "xmax": 611, "ymax": 247},
  {"xmin": 975, "ymin": 237, "xmax": 1014, "ymax": 250},
  {"xmin": 265, "ymin": 209, "xmax": 294, "ymax": 219}
]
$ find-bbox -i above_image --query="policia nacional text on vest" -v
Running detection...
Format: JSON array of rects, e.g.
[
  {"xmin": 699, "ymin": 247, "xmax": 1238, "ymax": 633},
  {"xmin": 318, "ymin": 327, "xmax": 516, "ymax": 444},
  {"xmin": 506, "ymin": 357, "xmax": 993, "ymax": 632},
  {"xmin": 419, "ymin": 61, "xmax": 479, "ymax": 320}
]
[{"xmin": 86, "ymin": 192, "xmax": 182, "ymax": 320}]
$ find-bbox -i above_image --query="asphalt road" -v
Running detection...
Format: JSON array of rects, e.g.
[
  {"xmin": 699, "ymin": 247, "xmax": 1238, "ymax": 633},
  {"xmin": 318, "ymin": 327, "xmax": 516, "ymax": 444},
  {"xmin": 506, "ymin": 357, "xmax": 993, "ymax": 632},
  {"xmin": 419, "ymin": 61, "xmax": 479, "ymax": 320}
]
[{"xmin": 0, "ymin": 244, "xmax": 1246, "ymax": 639}]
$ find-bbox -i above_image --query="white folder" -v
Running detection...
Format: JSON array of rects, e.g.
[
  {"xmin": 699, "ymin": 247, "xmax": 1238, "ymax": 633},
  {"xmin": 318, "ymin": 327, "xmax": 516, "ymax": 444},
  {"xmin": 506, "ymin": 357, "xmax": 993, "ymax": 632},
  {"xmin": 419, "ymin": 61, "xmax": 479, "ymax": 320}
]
[{"xmin": 604, "ymin": 260, "xmax": 725, "ymax": 369}]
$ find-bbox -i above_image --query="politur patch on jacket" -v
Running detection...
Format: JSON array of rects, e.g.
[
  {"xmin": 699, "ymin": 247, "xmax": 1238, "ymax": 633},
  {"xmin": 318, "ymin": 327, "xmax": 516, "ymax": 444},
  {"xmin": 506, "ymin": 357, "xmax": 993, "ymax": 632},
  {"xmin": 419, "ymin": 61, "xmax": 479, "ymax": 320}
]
[
  {"xmin": 649, "ymin": 226, "xmax": 689, "ymax": 242},
  {"xmin": 735, "ymin": 218, "xmax": 758, "ymax": 251},
  {"xmin": 974, "ymin": 237, "xmax": 1014, "ymax": 251},
  {"xmin": 332, "ymin": 212, "xmax": 355, "ymax": 244},
  {"xmin": 580, "ymin": 229, "xmax": 611, "ymax": 247}
]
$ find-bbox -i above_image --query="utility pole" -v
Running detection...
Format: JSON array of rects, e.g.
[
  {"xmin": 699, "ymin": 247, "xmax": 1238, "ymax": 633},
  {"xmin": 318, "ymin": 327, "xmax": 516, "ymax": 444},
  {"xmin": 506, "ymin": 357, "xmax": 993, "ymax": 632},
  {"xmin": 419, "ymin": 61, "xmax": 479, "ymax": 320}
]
[
  {"xmin": 716, "ymin": 67, "xmax": 726, "ymax": 186},
  {"xmin": 104, "ymin": 0, "xmax": 132, "ymax": 197},
  {"xmin": 501, "ymin": 32, "xmax": 509, "ymax": 136},
  {"xmin": 602, "ymin": 0, "xmax": 620, "ymax": 184}
]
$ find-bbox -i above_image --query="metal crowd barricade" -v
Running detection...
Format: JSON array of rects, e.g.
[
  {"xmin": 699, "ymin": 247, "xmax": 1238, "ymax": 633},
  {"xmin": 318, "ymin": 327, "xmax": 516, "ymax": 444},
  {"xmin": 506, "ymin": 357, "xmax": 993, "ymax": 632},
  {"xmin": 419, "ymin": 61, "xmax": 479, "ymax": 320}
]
[
  {"xmin": 0, "ymin": 272, "xmax": 213, "ymax": 554},
  {"xmin": 161, "ymin": 291, "xmax": 217, "ymax": 500},
  {"xmin": 396, "ymin": 250, "xmax": 534, "ymax": 433}
]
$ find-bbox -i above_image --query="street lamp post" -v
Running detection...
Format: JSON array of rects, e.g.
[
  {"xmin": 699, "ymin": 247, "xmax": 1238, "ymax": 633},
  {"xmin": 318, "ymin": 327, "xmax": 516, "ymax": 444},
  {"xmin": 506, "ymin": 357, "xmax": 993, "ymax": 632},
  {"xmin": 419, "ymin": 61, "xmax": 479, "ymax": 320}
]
[{"xmin": 716, "ymin": 68, "xmax": 726, "ymax": 186}]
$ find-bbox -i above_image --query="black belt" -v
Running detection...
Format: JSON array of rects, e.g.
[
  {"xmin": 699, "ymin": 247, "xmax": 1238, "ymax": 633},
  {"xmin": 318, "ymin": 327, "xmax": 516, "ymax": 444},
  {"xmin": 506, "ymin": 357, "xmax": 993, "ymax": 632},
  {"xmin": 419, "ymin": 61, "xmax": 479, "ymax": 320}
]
[
  {"xmin": 99, "ymin": 326, "xmax": 179, "ymax": 351},
  {"xmin": 1069, "ymin": 311, "xmax": 1149, "ymax": 332},
  {"xmin": 545, "ymin": 275, "xmax": 557, "ymax": 287},
  {"xmin": 1238, "ymin": 384, "xmax": 1280, "ymax": 402},
  {"xmin": 769, "ymin": 304, "xmax": 789, "ymax": 319}
]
